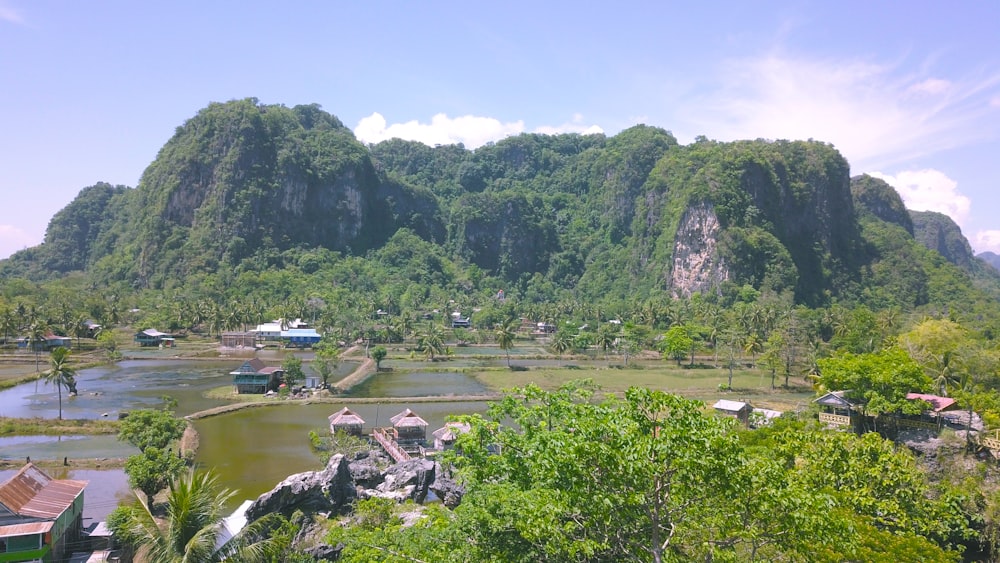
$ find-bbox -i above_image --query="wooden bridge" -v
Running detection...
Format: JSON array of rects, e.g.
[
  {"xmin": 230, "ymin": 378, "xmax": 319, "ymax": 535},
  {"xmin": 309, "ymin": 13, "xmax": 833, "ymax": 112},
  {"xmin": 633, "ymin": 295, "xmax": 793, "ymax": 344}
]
[{"xmin": 373, "ymin": 427, "xmax": 411, "ymax": 463}]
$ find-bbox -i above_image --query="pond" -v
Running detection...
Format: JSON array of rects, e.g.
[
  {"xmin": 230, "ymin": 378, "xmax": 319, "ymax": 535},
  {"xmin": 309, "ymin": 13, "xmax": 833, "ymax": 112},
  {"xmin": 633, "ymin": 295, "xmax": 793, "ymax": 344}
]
[{"xmin": 0, "ymin": 358, "xmax": 492, "ymax": 515}]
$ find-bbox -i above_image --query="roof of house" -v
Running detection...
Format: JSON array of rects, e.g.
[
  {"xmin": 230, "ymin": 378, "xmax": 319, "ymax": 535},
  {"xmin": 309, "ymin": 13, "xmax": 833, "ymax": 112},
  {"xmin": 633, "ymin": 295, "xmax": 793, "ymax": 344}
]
[
  {"xmin": 282, "ymin": 329, "xmax": 321, "ymax": 338},
  {"xmin": 814, "ymin": 390, "xmax": 858, "ymax": 408},
  {"xmin": 329, "ymin": 407, "xmax": 366, "ymax": 426},
  {"xmin": 713, "ymin": 399, "xmax": 751, "ymax": 412},
  {"xmin": 0, "ymin": 463, "xmax": 87, "ymax": 519},
  {"xmin": 391, "ymin": 409, "xmax": 428, "ymax": 428},
  {"xmin": 432, "ymin": 422, "xmax": 470, "ymax": 441},
  {"xmin": 0, "ymin": 520, "xmax": 54, "ymax": 537},
  {"xmin": 906, "ymin": 393, "xmax": 958, "ymax": 412},
  {"xmin": 230, "ymin": 358, "xmax": 266, "ymax": 375},
  {"xmin": 138, "ymin": 329, "xmax": 170, "ymax": 337}
]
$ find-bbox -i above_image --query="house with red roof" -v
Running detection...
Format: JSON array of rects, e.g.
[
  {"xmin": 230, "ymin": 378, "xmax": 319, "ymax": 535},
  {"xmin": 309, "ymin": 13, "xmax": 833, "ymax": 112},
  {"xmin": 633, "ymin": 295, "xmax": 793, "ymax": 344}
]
[{"xmin": 0, "ymin": 463, "xmax": 87, "ymax": 562}]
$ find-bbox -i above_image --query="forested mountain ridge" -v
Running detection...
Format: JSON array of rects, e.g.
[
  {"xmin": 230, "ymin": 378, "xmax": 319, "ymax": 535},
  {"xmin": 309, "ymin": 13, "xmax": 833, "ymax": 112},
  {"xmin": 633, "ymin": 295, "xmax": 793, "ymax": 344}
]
[{"xmin": 2, "ymin": 98, "xmax": 998, "ymax": 319}]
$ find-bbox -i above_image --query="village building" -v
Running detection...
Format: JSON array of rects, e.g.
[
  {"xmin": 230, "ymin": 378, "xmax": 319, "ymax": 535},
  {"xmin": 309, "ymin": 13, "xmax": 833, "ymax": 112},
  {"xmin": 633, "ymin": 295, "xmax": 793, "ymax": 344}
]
[
  {"xmin": 0, "ymin": 464, "xmax": 87, "ymax": 563},
  {"xmin": 16, "ymin": 333, "xmax": 72, "ymax": 352},
  {"xmin": 390, "ymin": 409, "xmax": 429, "ymax": 445},
  {"xmin": 220, "ymin": 331, "xmax": 256, "ymax": 348},
  {"xmin": 251, "ymin": 321, "xmax": 284, "ymax": 342},
  {"xmin": 432, "ymin": 422, "xmax": 470, "ymax": 451},
  {"xmin": 133, "ymin": 329, "xmax": 174, "ymax": 347},
  {"xmin": 814, "ymin": 391, "xmax": 860, "ymax": 428},
  {"xmin": 328, "ymin": 407, "xmax": 366, "ymax": 436},
  {"xmin": 712, "ymin": 399, "xmax": 753, "ymax": 425},
  {"xmin": 450, "ymin": 312, "xmax": 471, "ymax": 329},
  {"xmin": 229, "ymin": 358, "xmax": 283, "ymax": 394},
  {"xmin": 281, "ymin": 328, "xmax": 321, "ymax": 348}
]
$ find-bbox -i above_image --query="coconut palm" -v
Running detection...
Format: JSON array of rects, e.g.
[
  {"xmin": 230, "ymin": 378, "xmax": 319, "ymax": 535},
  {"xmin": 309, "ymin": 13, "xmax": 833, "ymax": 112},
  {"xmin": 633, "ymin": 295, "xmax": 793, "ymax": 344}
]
[
  {"xmin": 495, "ymin": 321, "xmax": 516, "ymax": 368},
  {"xmin": 110, "ymin": 470, "xmax": 277, "ymax": 563},
  {"xmin": 43, "ymin": 346, "xmax": 76, "ymax": 420}
]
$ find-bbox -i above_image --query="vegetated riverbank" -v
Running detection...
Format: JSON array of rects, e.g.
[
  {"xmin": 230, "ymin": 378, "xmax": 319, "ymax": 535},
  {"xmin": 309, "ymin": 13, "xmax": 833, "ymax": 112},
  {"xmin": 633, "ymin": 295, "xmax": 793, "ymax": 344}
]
[{"xmin": 0, "ymin": 416, "xmax": 119, "ymax": 436}]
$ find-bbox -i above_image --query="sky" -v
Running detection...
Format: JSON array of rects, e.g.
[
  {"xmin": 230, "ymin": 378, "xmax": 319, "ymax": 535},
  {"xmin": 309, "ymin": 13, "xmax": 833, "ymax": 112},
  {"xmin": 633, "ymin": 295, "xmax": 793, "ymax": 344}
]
[{"xmin": 1, "ymin": 1, "xmax": 999, "ymax": 260}]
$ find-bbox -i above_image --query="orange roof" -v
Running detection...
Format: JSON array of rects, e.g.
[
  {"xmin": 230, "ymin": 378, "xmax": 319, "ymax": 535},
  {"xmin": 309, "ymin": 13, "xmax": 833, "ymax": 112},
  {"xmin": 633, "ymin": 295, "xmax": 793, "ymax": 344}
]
[
  {"xmin": 0, "ymin": 520, "xmax": 54, "ymax": 537},
  {"xmin": 0, "ymin": 463, "xmax": 87, "ymax": 519},
  {"xmin": 906, "ymin": 393, "xmax": 958, "ymax": 412}
]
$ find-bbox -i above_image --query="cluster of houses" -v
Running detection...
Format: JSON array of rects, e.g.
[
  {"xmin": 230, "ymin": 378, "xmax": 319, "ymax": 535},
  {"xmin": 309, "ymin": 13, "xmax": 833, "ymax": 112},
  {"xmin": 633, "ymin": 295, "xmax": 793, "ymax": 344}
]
[
  {"xmin": 328, "ymin": 407, "xmax": 470, "ymax": 460},
  {"xmin": 221, "ymin": 319, "xmax": 322, "ymax": 349},
  {"xmin": 712, "ymin": 399, "xmax": 783, "ymax": 428}
]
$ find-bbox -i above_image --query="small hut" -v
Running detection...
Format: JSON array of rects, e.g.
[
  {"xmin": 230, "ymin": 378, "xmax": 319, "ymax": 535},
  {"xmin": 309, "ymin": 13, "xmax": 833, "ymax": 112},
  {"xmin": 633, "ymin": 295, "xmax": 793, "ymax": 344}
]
[
  {"xmin": 713, "ymin": 399, "xmax": 753, "ymax": 425},
  {"xmin": 432, "ymin": 422, "xmax": 470, "ymax": 451},
  {"xmin": 814, "ymin": 391, "xmax": 859, "ymax": 427},
  {"xmin": 328, "ymin": 407, "xmax": 366, "ymax": 437},
  {"xmin": 390, "ymin": 409, "xmax": 428, "ymax": 444}
]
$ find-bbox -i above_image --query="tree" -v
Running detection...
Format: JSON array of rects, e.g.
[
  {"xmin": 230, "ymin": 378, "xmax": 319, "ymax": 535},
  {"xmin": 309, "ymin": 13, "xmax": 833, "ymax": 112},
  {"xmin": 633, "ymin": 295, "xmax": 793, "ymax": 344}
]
[
  {"xmin": 595, "ymin": 324, "xmax": 617, "ymax": 359},
  {"xmin": 818, "ymin": 348, "xmax": 933, "ymax": 432},
  {"xmin": 108, "ymin": 470, "xmax": 280, "ymax": 562},
  {"xmin": 900, "ymin": 319, "xmax": 969, "ymax": 396},
  {"xmin": 282, "ymin": 354, "xmax": 304, "ymax": 388},
  {"xmin": 550, "ymin": 329, "xmax": 573, "ymax": 357},
  {"xmin": 313, "ymin": 338, "xmax": 341, "ymax": 388},
  {"xmin": 372, "ymin": 346, "xmax": 387, "ymax": 370},
  {"xmin": 28, "ymin": 320, "xmax": 47, "ymax": 371},
  {"xmin": 125, "ymin": 446, "xmax": 186, "ymax": 505},
  {"xmin": 416, "ymin": 323, "xmax": 445, "ymax": 361},
  {"xmin": 118, "ymin": 408, "xmax": 187, "ymax": 452},
  {"xmin": 495, "ymin": 321, "xmax": 516, "ymax": 368},
  {"xmin": 43, "ymin": 346, "xmax": 77, "ymax": 420},
  {"xmin": 660, "ymin": 325, "xmax": 692, "ymax": 366}
]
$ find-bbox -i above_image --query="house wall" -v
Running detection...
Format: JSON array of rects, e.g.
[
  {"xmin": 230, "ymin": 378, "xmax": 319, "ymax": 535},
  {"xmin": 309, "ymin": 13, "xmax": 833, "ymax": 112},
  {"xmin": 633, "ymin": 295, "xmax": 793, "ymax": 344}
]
[{"xmin": 0, "ymin": 534, "xmax": 49, "ymax": 562}]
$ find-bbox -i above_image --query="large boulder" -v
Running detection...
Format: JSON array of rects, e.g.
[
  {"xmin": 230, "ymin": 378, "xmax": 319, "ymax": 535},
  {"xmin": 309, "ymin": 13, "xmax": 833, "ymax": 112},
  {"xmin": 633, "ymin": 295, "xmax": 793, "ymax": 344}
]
[
  {"xmin": 246, "ymin": 454, "xmax": 356, "ymax": 521},
  {"xmin": 363, "ymin": 458, "xmax": 435, "ymax": 503},
  {"xmin": 348, "ymin": 450, "xmax": 386, "ymax": 489},
  {"xmin": 429, "ymin": 461, "xmax": 465, "ymax": 508}
]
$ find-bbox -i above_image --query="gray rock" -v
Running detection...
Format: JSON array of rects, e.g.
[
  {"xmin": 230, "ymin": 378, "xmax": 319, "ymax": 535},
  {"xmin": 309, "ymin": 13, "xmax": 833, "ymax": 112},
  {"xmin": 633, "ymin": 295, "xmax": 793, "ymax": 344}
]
[
  {"xmin": 348, "ymin": 451, "xmax": 385, "ymax": 489},
  {"xmin": 377, "ymin": 458, "xmax": 435, "ymax": 503},
  {"xmin": 247, "ymin": 454, "xmax": 356, "ymax": 521},
  {"xmin": 429, "ymin": 461, "xmax": 465, "ymax": 508},
  {"xmin": 303, "ymin": 543, "xmax": 344, "ymax": 561}
]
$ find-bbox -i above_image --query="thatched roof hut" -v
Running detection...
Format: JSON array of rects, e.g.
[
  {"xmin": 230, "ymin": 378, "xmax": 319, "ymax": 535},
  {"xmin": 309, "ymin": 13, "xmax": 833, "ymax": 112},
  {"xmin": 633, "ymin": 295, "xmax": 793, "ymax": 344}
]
[{"xmin": 328, "ymin": 407, "xmax": 366, "ymax": 436}]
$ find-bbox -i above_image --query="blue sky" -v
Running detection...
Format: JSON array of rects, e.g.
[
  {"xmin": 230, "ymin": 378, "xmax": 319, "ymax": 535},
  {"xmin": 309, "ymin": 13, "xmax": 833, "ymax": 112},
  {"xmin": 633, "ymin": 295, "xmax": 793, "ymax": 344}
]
[{"xmin": 2, "ymin": 1, "xmax": 999, "ymax": 260}]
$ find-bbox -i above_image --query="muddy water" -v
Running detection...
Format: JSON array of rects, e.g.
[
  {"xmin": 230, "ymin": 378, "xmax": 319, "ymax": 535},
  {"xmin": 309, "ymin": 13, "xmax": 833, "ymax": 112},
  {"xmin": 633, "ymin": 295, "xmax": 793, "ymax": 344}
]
[{"xmin": 0, "ymin": 359, "xmax": 490, "ymax": 513}]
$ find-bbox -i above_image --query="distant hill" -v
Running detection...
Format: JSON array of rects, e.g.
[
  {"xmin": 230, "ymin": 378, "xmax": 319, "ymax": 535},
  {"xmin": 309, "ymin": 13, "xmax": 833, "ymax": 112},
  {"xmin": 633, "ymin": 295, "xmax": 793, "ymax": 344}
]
[
  {"xmin": 979, "ymin": 251, "xmax": 1000, "ymax": 273},
  {"xmin": 3, "ymin": 98, "xmax": 998, "ymax": 317}
]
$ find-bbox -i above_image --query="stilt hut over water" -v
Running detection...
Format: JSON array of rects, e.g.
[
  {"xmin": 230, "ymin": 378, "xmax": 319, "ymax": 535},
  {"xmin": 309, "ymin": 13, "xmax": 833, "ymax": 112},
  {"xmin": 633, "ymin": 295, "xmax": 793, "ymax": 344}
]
[
  {"xmin": 390, "ymin": 409, "xmax": 428, "ymax": 444},
  {"xmin": 432, "ymin": 422, "xmax": 470, "ymax": 450},
  {"xmin": 328, "ymin": 407, "xmax": 366, "ymax": 436}
]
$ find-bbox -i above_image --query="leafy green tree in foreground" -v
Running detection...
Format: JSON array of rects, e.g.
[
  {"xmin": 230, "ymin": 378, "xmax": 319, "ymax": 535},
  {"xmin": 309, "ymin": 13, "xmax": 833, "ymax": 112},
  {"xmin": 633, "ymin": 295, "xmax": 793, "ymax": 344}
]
[
  {"xmin": 108, "ymin": 470, "xmax": 281, "ymax": 563},
  {"xmin": 118, "ymin": 408, "xmax": 187, "ymax": 452},
  {"xmin": 124, "ymin": 446, "xmax": 186, "ymax": 505},
  {"xmin": 43, "ymin": 346, "xmax": 77, "ymax": 420},
  {"xmin": 329, "ymin": 383, "xmax": 966, "ymax": 562}
]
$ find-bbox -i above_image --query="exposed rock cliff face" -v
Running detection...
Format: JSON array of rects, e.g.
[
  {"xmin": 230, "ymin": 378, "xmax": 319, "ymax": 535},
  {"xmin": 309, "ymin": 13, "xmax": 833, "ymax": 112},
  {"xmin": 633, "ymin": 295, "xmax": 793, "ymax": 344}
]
[
  {"xmin": 911, "ymin": 210, "xmax": 976, "ymax": 272},
  {"xmin": 851, "ymin": 174, "xmax": 914, "ymax": 235},
  {"xmin": 669, "ymin": 202, "xmax": 728, "ymax": 297}
]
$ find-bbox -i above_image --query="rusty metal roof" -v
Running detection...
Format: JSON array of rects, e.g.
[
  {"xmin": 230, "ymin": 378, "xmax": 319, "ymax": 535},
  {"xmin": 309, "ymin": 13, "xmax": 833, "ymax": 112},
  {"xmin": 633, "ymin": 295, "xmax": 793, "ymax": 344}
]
[
  {"xmin": 0, "ymin": 463, "xmax": 86, "ymax": 519},
  {"xmin": 0, "ymin": 520, "xmax": 54, "ymax": 537}
]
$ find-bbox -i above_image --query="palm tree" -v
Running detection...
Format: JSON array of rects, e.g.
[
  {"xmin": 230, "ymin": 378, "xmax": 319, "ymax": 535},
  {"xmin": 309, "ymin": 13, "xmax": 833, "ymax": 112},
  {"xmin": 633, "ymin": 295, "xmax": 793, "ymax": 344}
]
[
  {"xmin": 495, "ymin": 322, "xmax": 516, "ymax": 368},
  {"xmin": 111, "ymin": 470, "xmax": 277, "ymax": 563},
  {"xmin": 43, "ymin": 346, "xmax": 76, "ymax": 420},
  {"xmin": 416, "ymin": 323, "xmax": 445, "ymax": 361},
  {"xmin": 551, "ymin": 330, "xmax": 573, "ymax": 357},
  {"xmin": 28, "ymin": 320, "xmax": 48, "ymax": 371}
]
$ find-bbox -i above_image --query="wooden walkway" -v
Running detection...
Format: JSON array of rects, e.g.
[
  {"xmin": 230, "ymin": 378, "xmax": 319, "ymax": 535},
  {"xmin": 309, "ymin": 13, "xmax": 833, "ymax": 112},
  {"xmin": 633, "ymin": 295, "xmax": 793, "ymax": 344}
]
[{"xmin": 373, "ymin": 427, "xmax": 411, "ymax": 463}]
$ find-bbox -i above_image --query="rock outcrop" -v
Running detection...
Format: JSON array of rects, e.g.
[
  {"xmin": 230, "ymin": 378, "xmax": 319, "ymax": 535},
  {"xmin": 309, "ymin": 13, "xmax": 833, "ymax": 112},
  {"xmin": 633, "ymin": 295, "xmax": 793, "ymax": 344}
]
[{"xmin": 246, "ymin": 454, "xmax": 356, "ymax": 521}]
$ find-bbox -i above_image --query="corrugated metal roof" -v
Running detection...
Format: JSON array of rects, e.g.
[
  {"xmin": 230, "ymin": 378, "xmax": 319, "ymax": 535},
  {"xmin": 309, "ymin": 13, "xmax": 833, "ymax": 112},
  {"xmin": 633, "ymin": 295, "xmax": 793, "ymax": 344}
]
[
  {"xmin": 906, "ymin": 393, "xmax": 958, "ymax": 412},
  {"xmin": 713, "ymin": 399, "xmax": 750, "ymax": 412},
  {"xmin": 0, "ymin": 520, "xmax": 53, "ymax": 536},
  {"xmin": 0, "ymin": 463, "xmax": 86, "ymax": 519}
]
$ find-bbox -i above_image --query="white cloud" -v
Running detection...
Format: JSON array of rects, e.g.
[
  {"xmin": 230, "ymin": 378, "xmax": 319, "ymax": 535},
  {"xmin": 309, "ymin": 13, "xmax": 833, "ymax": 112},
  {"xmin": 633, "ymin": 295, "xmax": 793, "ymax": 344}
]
[
  {"xmin": 0, "ymin": 1, "xmax": 24, "ymax": 24},
  {"xmin": 675, "ymin": 54, "xmax": 1000, "ymax": 171},
  {"xmin": 974, "ymin": 231, "xmax": 1000, "ymax": 254},
  {"xmin": 355, "ymin": 112, "xmax": 525, "ymax": 149},
  {"xmin": 0, "ymin": 224, "xmax": 39, "ymax": 259},
  {"xmin": 869, "ymin": 169, "xmax": 971, "ymax": 227},
  {"xmin": 992, "ymin": 96, "xmax": 1000, "ymax": 108},
  {"xmin": 354, "ymin": 112, "xmax": 603, "ymax": 149}
]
